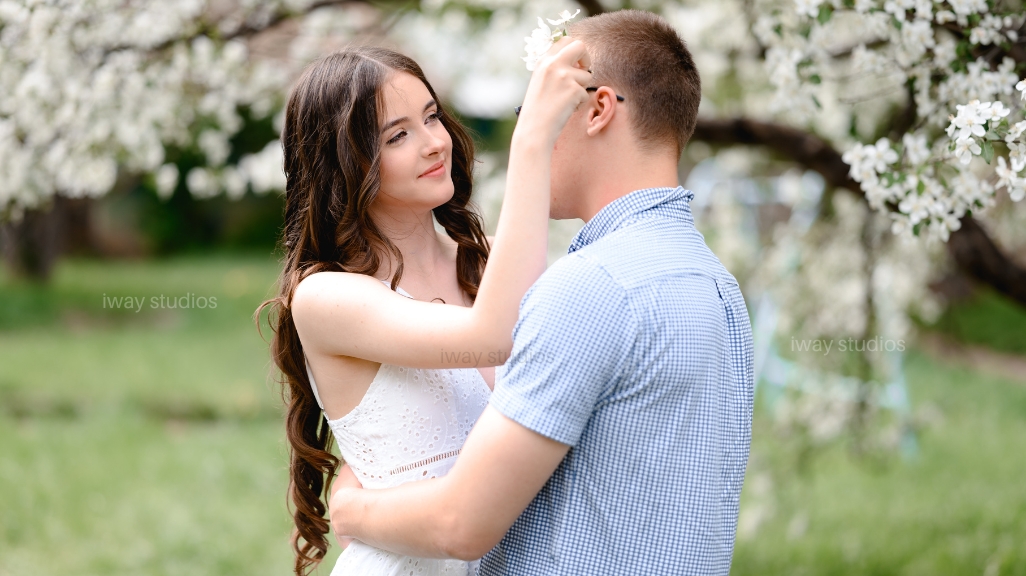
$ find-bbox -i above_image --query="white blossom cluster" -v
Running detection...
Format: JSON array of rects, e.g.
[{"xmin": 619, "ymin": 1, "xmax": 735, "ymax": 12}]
[
  {"xmin": 757, "ymin": 0, "xmax": 1026, "ymax": 241},
  {"xmin": 522, "ymin": 9, "xmax": 580, "ymax": 71},
  {"xmin": 839, "ymin": 88, "xmax": 1026, "ymax": 240},
  {"xmin": 0, "ymin": 0, "xmax": 337, "ymax": 216}
]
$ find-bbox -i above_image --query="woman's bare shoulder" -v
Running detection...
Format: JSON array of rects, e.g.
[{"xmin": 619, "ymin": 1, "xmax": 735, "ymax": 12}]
[
  {"xmin": 292, "ymin": 271, "xmax": 386, "ymax": 318},
  {"xmin": 291, "ymin": 271, "xmax": 400, "ymax": 356},
  {"xmin": 294, "ymin": 269, "xmax": 381, "ymax": 294}
]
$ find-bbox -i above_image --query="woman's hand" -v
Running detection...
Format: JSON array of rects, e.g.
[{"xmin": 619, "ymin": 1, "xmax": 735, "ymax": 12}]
[
  {"xmin": 514, "ymin": 37, "xmax": 593, "ymax": 149},
  {"xmin": 329, "ymin": 464, "xmax": 363, "ymax": 549}
]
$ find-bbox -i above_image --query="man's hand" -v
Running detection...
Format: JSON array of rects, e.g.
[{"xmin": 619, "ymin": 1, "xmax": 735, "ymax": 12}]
[{"xmin": 329, "ymin": 464, "xmax": 362, "ymax": 548}]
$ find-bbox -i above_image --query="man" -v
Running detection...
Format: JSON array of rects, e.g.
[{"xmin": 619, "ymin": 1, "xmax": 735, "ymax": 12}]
[{"xmin": 330, "ymin": 9, "xmax": 754, "ymax": 574}]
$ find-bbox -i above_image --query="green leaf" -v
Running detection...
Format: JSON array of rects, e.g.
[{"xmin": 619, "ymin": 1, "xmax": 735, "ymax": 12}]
[
  {"xmin": 955, "ymin": 41, "xmax": 972, "ymax": 59},
  {"xmin": 913, "ymin": 222, "xmax": 922, "ymax": 236},
  {"xmin": 917, "ymin": 180, "xmax": 926, "ymax": 194},
  {"xmin": 982, "ymin": 140, "xmax": 994, "ymax": 164},
  {"xmin": 811, "ymin": 95, "xmax": 822, "ymax": 109},
  {"xmin": 817, "ymin": 4, "xmax": 833, "ymax": 24},
  {"xmin": 985, "ymin": 130, "xmax": 1000, "ymax": 141},
  {"xmin": 773, "ymin": 23, "xmax": 783, "ymax": 37},
  {"xmin": 809, "ymin": 73, "xmax": 822, "ymax": 84},
  {"xmin": 891, "ymin": 15, "xmax": 902, "ymax": 30}
]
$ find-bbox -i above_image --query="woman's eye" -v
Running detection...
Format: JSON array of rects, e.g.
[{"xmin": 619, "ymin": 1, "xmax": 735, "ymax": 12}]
[
  {"xmin": 386, "ymin": 130, "xmax": 407, "ymax": 145},
  {"xmin": 426, "ymin": 110, "xmax": 442, "ymax": 123}
]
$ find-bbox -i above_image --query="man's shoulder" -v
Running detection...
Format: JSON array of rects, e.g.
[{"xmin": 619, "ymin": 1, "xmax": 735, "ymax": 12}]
[
  {"xmin": 532, "ymin": 252, "xmax": 624, "ymax": 296},
  {"xmin": 571, "ymin": 218, "xmax": 735, "ymax": 288},
  {"xmin": 519, "ymin": 253, "xmax": 630, "ymax": 322}
]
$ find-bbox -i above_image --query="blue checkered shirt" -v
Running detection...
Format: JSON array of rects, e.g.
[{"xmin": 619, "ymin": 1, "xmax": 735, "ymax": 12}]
[{"xmin": 481, "ymin": 186, "xmax": 755, "ymax": 575}]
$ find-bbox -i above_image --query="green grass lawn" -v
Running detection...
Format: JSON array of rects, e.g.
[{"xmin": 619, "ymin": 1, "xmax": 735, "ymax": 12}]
[
  {"xmin": 0, "ymin": 254, "xmax": 343, "ymax": 575},
  {"xmin": 1, "ymin": 255, "xmax": 1024, "ymax": 575}
]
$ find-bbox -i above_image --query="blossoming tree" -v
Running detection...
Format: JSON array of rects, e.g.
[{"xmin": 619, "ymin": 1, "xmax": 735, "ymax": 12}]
[{"xmin": 0, "ymin": 0, "xmax": 1023, "ymax": 319}]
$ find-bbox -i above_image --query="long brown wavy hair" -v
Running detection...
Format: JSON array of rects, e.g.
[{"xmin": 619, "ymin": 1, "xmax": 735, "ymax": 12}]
[{"xmin": 256, "ymin": 46, "xmax": 490, "ymax": 576}]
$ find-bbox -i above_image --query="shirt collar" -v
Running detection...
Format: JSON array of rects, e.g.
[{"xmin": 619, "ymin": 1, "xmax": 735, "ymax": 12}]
[{"xmin": 567, "ymin": 186, "xmax": 695, "ymax": 254}]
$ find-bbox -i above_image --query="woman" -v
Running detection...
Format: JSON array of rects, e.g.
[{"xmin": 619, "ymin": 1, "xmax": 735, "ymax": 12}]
[{"xmin": 260, "ymin": 41, "xmax": 590, "ymax": 576}]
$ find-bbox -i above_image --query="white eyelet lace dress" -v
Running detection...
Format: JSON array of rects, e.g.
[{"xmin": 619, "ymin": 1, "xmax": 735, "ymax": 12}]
[{"xmin": 306, "ymin": 280, "xmax": 491, "ymax": 576}]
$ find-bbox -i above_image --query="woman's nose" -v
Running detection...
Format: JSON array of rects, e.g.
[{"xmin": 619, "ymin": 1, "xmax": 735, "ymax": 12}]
[{"xmin": 423, "ymin": 128, "xmax": 445, "ymax": 155}]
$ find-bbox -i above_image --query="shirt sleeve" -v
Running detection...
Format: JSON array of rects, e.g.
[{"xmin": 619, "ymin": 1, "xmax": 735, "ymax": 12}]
[{"xmin": 489, "ymin": 254, "xmax": 637, "ymax": 446}]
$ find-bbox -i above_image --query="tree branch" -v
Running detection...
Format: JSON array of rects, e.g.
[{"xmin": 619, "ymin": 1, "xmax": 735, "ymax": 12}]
[
  {"xmin": 693, "ymin": 118, "xmax": 855, "ymax": 191},
  {"xmin": 691, "ymin": 117, "xmax": 1026, "ymax": 307},
  {"xmin": 948, "ymin": 218, "xmax": 1026, "ymax": 305}
]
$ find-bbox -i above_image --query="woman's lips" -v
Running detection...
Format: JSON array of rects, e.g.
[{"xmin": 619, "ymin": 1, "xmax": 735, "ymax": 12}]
[{"xmin": 419, "ymin": 160, "xmax": 445, "ymax": 178}]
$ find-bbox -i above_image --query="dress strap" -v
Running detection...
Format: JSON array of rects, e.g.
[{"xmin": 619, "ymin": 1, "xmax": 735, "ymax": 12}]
[
  {"xmin": 304, "ymin": 356, "xmax": 326, "ymax": 411},
  {"xmin": 380, "ymin": 278, "xmax": 414, "ymax": 299}
]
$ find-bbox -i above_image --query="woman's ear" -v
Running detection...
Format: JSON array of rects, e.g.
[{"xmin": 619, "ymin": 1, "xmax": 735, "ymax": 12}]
[{"xmin": 585, "ymin": 86, "xmax": 619, "ymax": 137}]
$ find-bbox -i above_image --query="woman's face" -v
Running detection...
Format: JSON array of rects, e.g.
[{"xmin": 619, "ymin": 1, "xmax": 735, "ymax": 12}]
[{"xmin": 376, "ymin": 72, "xmax": 454, "ymax": 211}]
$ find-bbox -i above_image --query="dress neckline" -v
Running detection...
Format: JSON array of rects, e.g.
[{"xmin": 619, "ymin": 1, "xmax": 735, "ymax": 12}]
[{"xmin": 316, "ymin": 363, "xmax": 490, "ymax": 424}]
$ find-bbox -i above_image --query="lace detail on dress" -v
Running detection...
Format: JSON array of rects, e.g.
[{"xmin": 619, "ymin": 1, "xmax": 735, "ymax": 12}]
[
  {"xmin": 319, "ymin": 364, "xmax": 489, "ymax": 576},
  {"xmin": 390, "ymin": 449, "xmax": 462, "ymax": 476},
  {"xmin": 325, "ymin": 364, "xmax": 489, "ymax": 486}
]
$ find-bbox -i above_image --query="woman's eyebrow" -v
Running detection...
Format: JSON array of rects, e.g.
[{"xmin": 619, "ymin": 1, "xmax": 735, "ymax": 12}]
[{"xmin": 380, "ymin": 100, "xmax": 437, "ymax": 134}]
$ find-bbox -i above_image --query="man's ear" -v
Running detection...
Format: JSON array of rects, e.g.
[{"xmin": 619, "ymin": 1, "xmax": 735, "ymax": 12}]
[{"xmin": 585, "ymin": 86, "xmax": 619, "ymax": 137}]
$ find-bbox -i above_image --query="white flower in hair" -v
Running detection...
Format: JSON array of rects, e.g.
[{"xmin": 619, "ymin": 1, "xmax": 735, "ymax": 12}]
[
  {"xmin": 547, "ymin": 9, "xmax": 581, "ymax": 26},
  {"xmin": 523, "ymin": 19, "xmax": 555, "ymax": 72},
  {"xmin": 523, "ymin": 9, "xmax": 582, "ymax": 71}
]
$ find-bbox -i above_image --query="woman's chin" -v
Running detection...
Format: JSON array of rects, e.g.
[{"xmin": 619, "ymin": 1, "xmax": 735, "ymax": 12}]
[
  {"xmin": 425, "ymin": 181, "xmax": 456, "ymax": 207},
  {"xmin": 377, "ymin": 180, "xmax": 455, "ymax": 211}
]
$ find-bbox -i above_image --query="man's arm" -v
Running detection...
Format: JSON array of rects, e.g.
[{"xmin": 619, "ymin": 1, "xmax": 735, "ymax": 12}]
[
  {"xmin": 329, "ymin": 405, "xmax": 569, "ymax": 560},
  {"xmin": 329, "ymin": 248, "xmax": 635, "ymax": 559}
]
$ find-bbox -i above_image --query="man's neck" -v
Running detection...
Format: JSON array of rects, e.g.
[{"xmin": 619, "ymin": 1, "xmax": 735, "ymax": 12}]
[
  {"xmin": 571, "ymin": 134, "xmax": 681, "ymax": 222},
  {"xmin": 578, "ymin": 171, "xmax": 679, "ymax": 223}
]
